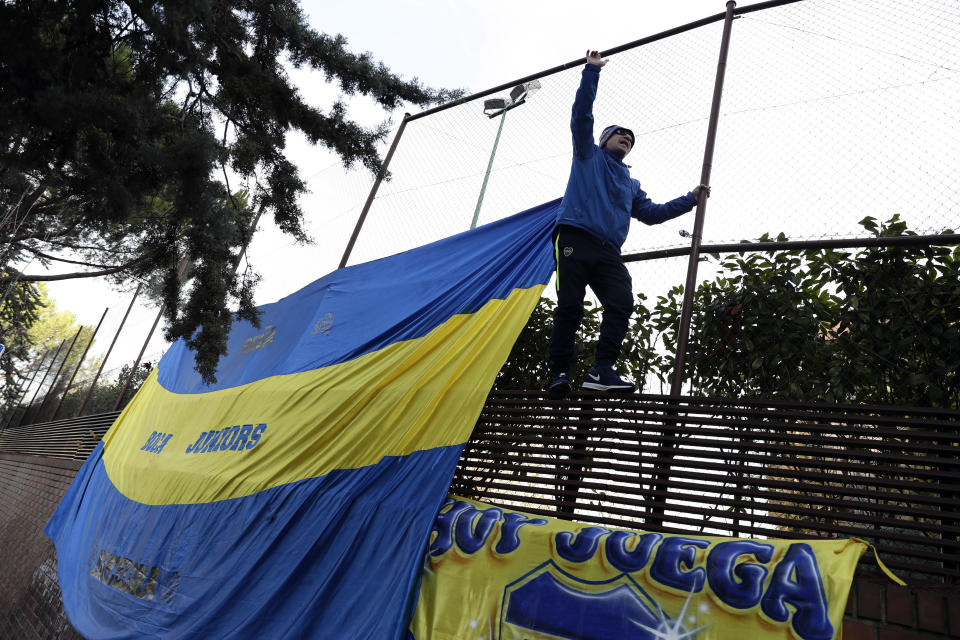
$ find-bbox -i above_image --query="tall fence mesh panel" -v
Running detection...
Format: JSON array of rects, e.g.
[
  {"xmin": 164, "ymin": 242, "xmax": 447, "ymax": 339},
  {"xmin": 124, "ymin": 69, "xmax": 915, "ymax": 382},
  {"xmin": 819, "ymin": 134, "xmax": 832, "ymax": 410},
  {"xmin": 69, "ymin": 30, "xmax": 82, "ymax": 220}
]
[
  {"xmin": 346, "ymin": 0, "xmax": 959, "ymax": 259},
  {"xmin": 708, "ymin": 0, "xmax": 960, "ymax": 246},
  {"xmin": 340, "ymin": 0, "xmax": 960, "ymax": 400},
  {"xmin": 346, "ymin": 20, "xmax": 723, "ymax": 266}
]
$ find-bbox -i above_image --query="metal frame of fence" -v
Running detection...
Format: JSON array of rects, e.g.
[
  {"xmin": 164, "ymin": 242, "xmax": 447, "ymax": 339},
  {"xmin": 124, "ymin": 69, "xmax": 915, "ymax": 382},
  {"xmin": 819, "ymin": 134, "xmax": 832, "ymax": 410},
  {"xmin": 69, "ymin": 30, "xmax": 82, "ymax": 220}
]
[
  {"xmin": 327, "ymin": 3, "xmax": 960, "ymax": 586},
  {"xmin": 7, "ymin": 0, "xmax": 960, "ymax": 422}
]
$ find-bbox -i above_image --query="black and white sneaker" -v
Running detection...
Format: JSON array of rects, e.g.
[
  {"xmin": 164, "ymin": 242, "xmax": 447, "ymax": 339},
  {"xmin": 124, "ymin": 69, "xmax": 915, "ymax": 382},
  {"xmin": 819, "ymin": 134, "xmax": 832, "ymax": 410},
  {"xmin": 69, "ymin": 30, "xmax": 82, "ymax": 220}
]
[{"xmin": 582, "ymin": 365, "xmax": 635, "ymax": 392}]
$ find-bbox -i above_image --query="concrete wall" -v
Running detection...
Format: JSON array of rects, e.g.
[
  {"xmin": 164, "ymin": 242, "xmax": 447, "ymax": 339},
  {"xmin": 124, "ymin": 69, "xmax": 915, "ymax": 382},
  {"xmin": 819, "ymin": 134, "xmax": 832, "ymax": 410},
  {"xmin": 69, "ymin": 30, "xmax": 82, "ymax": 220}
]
[{"xmin": 1, "ymin": 451, "xmax": 957, "ymax": 640}]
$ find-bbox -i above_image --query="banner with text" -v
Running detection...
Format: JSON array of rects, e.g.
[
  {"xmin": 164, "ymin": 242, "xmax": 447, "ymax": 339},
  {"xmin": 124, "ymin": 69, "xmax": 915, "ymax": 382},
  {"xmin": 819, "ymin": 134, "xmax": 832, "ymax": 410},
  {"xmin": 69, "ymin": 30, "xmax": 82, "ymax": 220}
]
[{"xmin": 411, "ymin": 496, "xmax": 867, "ymax": 640}]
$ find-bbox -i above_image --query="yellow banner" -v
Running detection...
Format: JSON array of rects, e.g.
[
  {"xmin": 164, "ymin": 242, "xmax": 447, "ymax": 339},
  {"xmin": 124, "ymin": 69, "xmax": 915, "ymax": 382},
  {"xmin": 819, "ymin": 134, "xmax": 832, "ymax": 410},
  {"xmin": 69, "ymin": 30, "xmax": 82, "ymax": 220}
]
[{"xmin": 411, "ymin": 497, "xmax": 867, "ymax": 640}]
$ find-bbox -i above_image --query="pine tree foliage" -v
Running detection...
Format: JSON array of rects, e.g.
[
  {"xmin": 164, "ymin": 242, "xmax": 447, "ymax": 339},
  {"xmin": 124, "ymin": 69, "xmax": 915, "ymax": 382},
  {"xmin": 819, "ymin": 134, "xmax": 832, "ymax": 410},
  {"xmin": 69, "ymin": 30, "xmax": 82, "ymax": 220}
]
[{"xmin": 0, "ymin": 0, "xmax": 460, "ymax": 382}]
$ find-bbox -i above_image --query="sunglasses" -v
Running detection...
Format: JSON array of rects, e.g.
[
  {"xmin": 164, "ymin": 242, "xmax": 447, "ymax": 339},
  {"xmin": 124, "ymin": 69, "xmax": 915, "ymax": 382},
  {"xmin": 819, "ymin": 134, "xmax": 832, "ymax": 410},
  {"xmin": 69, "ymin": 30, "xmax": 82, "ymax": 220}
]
[{"xmin": 610, "ymin": 129, "xmax": 634, "ymax": 146}]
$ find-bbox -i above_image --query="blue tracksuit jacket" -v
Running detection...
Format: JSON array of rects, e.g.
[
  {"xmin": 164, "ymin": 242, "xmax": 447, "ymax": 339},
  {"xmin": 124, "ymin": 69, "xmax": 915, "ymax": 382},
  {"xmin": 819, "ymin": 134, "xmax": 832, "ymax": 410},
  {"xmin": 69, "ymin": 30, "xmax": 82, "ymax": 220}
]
[{"xmin": 556, "ymin": 64, "xmax": 697, "ymax": 250}]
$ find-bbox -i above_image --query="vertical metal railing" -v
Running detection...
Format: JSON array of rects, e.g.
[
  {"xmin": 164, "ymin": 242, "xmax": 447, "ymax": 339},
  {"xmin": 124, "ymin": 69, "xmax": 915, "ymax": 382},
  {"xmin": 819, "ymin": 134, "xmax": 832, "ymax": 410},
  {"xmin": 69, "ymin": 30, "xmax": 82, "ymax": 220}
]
[
  {"xmin": 645, "ymin": 0, "xmax": 738, "ymax": 527},
  {"xmin": 6, "ymin": 340, "xmax": 59, "ymax": 427},
  {"xmin": 75, "ymin": 283, "xmax": 142, "ymax": 416},
  {"xmin": 60, "ymin": 308, "xmax": 108, "ymax": 418},
  {"xmin": 338, "ymin": 113, "xmax": 411, "ymax": 269}
]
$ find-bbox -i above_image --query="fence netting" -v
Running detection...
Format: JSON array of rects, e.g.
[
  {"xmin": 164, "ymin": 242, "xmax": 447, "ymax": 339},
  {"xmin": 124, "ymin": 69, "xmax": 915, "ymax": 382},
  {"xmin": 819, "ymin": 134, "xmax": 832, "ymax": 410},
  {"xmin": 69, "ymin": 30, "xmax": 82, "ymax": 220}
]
[
  {"xmin": 341, "ymin": 0, "xmax": 960, "ymax": 400},
  {"xmin": 345, "ymin": 0, "xmax": 958, "ymax": 256}
]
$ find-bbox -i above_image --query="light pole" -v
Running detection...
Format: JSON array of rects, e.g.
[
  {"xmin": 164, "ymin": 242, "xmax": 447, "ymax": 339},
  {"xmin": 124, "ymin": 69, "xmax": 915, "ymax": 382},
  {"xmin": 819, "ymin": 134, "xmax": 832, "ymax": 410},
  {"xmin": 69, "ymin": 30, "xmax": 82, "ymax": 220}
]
[{"xmin": 471, "ymin": 80, "xmax": 540, "ymax": 229}]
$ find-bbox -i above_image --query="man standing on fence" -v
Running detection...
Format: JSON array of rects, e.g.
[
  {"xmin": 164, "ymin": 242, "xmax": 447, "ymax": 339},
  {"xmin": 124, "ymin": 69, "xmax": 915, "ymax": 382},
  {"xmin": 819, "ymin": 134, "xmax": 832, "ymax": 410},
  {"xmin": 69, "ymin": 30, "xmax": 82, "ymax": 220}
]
[{"xmin": 548, "ymin": 50, "xmax": 709, "ymax": 394}]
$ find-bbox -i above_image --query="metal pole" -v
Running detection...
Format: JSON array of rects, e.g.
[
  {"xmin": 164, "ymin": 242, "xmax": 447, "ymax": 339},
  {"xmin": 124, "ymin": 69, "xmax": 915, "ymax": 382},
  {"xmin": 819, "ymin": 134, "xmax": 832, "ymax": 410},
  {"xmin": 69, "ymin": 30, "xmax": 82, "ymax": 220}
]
[
  {"xmin": 338, "ymin": 113, "xmax": 411, "ymax": 269},
  {"xmin": 20, "ymin": 340, "xmax": 68, "ymax": 425},
  {"xmin": 18, "ymin": 355, "xmax": 45, "ymax": 401},
  {"xmin": 2, "ymin": 351, "xmax": 49, "ymax": 428},
  {"xmin": 73, "ymin": 282, "xmax": 142, "ymax": 417},
  {"xmin": 1, "ymin": 355, "xmax": 39, "ymax": 424},
  {"xmin": 112, "ymin": 256, "xmax": 190, "ymax": 411},
  {"xmin": 471, "ymin": 110, "xmax": 508, "ymax": 229},
  {"xmin": 621, "ymin": 232, "xmax": 960, "ymax": 263},
  {"xmin": 34, "ymin": 326, "xmax": 85, "ymax": 420},
  {"xmin": 61, "ymin": 308, "xmax": 107, "ymax": 417},
  {"xmin": 112, "ymin": 305, "xmax": 161, "ymax": 411},
  {"xmin": 670, "ymin": 0, "xmax": 737, "ymax": 397},
  {"xmin": 51, "ymin": 329, "xmax": 87, "ymax": 421},
  {"xmin": 402, "ymin": 1, "xmax": 802, "ymax": 125},
  {"xmin": 648, "ymin": 0, "xmax": 737, "ymax": 529}
]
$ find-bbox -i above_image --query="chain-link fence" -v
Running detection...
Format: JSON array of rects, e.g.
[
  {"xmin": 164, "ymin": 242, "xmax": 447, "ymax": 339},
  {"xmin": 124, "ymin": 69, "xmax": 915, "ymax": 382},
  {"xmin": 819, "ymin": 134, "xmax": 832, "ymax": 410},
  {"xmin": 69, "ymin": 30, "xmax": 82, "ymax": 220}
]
[
  {"xmin": 342, "ymin": 0, "xmax": 960, "ymax": 400},
  {"xmin": 348, "ymin": 0, "xmax": 960, "ymax": 258}
]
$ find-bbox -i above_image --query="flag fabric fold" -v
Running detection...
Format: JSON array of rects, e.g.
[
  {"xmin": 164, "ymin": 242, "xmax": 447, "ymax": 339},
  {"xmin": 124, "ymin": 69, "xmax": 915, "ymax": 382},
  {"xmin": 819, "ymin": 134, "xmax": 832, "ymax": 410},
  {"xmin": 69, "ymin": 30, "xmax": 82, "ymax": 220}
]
[{"xmin": 46, "ymin": 200, "xmax": 559, "ymax": 639}]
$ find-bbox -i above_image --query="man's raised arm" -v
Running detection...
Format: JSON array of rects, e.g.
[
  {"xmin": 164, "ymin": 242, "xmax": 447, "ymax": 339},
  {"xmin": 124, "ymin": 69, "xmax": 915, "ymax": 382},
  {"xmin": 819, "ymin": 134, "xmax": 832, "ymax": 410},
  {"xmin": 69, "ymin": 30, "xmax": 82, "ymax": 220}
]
[{"xmin": 570, "ymin": 50, "xmax": 606, "ymax": 159}]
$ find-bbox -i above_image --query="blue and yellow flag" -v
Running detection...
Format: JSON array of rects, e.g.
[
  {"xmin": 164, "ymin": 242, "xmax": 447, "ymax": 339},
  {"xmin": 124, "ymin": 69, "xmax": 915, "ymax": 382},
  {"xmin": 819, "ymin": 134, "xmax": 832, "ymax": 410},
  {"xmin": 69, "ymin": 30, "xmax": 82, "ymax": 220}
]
[
  {"xmin": 45, "ymin": 201, "xmax": 559, "ymax": 639},
  {"xmin": 412, "ymin": 496, "xmax": 884, "ymax": 640}
]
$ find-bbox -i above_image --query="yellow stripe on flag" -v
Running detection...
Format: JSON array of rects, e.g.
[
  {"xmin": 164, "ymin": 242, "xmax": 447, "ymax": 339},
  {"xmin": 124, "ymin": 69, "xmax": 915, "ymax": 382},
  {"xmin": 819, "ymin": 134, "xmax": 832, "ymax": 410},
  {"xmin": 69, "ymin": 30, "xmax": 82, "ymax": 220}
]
[{"xmin": 102, "ymin": 286, "xmax": 543, "ymax": 505}]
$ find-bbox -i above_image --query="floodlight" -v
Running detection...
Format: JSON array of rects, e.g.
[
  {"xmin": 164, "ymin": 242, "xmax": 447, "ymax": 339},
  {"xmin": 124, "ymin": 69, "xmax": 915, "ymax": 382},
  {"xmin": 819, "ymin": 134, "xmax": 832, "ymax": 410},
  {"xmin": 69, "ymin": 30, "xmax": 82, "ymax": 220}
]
[
  {"xmin": 482, "ymin": 80, "xmax": 542, "ymax": 118},
  {"xmin": 472, "ymin": 78, "xmax": 543, "ymax": 227},
  {"xmin": 482, "ymin": 98, "xmax": 508, "ymax": 117}
]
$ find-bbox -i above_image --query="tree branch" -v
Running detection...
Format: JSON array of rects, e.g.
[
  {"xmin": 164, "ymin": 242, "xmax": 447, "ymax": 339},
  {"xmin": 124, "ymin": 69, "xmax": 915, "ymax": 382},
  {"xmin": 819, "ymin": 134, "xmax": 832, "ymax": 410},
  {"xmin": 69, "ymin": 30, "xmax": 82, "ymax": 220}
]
[
  {"xmin": 42, "ymin": 237, "xmax": 140, "ymax": 254},
  {"xmin": 19, "ymin": 245, "xmax": 129, "ymax": 269},
  {"xmin": 0, "ymin": 252, "xmax": 158, "ymax": 284}
]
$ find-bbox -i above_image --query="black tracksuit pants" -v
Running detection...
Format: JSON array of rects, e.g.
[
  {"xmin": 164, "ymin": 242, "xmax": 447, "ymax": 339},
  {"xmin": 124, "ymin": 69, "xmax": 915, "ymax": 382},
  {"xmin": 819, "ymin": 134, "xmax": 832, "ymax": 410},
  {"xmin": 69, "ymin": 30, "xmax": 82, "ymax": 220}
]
[{"xmin": 548, "ymin": 225, "xmax": 633, "ymax": 374}]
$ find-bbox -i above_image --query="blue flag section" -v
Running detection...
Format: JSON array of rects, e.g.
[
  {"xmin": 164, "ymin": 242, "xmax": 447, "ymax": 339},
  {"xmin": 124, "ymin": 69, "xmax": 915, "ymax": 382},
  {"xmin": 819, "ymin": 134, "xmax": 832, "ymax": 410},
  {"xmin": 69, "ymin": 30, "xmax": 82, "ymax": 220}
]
[{"xmin": 46, "ymin": 200, "xmax": 559, "ymax": 639}]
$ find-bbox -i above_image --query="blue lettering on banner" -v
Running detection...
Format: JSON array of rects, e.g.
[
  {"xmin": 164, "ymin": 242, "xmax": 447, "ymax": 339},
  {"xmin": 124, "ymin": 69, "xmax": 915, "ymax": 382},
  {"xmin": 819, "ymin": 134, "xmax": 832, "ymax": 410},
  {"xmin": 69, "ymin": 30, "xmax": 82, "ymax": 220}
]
[
  {"xmin": 429, "ymin": 499, "xmax": 546, "ymax": 557},
  {"xmin": 649, "ymin": 536, "xmax": 710, "ymax": 593},
  {"xmin": 455, "ymin": 506, "xmax": 503, "ymax": 554},
  {"xmin": 429, "ymin": 499, "xmax": 472, "ymax": 557},
  {"xmin": 89, "ymin": 549, "xmax": 178, "ymax": 605},
  {"xmin": 761, "ymin": 543, "xmax": 833, "ymax": 640},
  {"xmin": 427, "ymin": 500, "xmax": 834, "ymax": 640},
  {"xmin": 184, "ymin": 423, "xmax": 267, "ymax": 455},
  {"xmin": 707, "ymin": 540, "xmax": 774, "ymax": 610},
  {"xmin": 496, "ymin": 512, "xmax": 548, "ymax": 555},
  {"xmin": 140, "ymin": 432, "xmax": 173, "ymax": 454},
  {"xmin": 555, "ymin": 527, "xmax": 611, "ymax": 563},
  {"xmin": 605, "ymin": 531, "xmax": 662, "ymax": 573}
]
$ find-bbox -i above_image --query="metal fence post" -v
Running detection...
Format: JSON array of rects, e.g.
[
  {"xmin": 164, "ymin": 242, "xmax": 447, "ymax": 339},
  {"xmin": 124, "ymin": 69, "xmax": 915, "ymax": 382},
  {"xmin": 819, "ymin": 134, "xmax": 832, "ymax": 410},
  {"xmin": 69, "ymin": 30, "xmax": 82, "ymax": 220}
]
[
  {"xmin": 112, "ymin": 255, "xmax": 190, "ymax": 411},
  {"xmin": 3, "ymin": 349, "xmax": 52, "ymax": 428},
  {"xmin": 648, "ymin": 0, "xmax": 738, "ymax": 528},
  {"xmin": 19, "ymin": 340, "xmax": 68, "ymax": 426},
  {"xmin": 74, "ymin": 282, "xmax": 142, "ymax": 417},
  {"xmin": 36, "ymin": 324, "xmax": 87, "ymax": 418},
  {"xmin": 338, "ymin": 113, "xmax": 411, "ymax": 269},
  {"xmin": 60, "ymin": 308, "xmax": 108, "ymax": 418},
  {"xmin": 671, "ymin": 1, "xmax": 737, "ymax": 396}
]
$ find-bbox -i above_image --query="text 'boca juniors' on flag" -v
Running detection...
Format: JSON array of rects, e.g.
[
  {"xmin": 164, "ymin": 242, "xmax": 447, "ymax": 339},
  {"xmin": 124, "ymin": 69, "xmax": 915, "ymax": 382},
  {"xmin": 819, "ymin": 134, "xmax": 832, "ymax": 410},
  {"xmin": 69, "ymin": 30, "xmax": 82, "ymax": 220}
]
[
  {"xmin": 45, "ymin": 201, "xmax": 559, "ymax": 639},
  {"xmin": 412, "ymin": 496, "xmax": 871, "ymax": 640}
]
